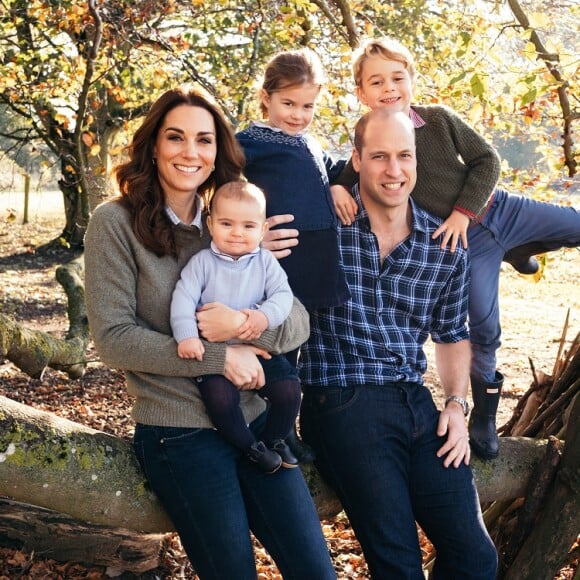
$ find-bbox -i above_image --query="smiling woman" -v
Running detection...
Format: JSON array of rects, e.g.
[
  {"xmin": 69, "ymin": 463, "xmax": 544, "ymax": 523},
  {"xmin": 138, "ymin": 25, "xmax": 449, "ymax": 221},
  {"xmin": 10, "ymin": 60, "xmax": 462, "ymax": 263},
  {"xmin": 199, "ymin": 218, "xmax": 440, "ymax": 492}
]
[
  {"xmin": 153, "ymin": 105, "xmax": 217, "ymax": 224},
  {"xmin": 83, "ymin": 85, "xmax": 336, "ymax": 579}
]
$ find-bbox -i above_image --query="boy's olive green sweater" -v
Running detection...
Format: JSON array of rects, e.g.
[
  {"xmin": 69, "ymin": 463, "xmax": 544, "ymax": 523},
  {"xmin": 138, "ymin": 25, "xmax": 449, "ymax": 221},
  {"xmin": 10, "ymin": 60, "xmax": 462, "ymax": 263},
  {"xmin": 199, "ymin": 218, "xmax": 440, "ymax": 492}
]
[
  {"xmin": 337, "ymin": 104, "xmax": 502, "ymax": 220},
  {"xmin": 85, "ymin": 200, "xmax": 309, "ymax": 429}
]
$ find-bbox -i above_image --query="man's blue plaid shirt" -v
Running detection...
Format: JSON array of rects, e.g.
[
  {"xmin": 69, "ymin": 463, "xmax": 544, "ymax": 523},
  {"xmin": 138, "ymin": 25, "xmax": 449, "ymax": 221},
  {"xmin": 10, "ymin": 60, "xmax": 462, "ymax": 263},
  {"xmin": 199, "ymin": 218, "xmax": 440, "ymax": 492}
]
[{"xmin": 299, "ymin": 185, "xmax": 470, "ymax": 387}]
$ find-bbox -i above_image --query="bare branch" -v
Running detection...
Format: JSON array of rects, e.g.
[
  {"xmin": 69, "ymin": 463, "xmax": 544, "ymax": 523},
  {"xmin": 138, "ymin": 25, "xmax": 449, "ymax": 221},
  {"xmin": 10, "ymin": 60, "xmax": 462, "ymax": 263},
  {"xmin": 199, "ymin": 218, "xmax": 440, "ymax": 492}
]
[{"xmin": 73, "ymin": 0, "xmax": 105, "ymax": 223}]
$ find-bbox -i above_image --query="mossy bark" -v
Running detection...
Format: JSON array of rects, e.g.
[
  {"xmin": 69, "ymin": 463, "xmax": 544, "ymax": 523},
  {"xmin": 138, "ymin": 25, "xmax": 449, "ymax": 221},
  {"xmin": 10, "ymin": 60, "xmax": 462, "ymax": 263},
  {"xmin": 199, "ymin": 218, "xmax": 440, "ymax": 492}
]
[
  {"xmin": 0, "ymin": 258, "xmax": 88, "ymax": 379},
  {"xmin": 0, "ymin": 395, "xmax": 551, "ymax": 531}
]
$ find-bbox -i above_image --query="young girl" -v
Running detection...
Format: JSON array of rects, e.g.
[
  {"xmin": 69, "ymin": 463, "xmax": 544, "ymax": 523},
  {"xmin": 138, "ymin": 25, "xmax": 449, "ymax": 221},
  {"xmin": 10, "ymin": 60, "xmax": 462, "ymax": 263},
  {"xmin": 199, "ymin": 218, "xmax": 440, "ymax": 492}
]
[
  {"xmin": 236, "ymin": 48, "xmax": 350, "ymax": 315},
  {"xmin": 236, "ymin": 49, "xmax": 351, "ymax": 462},
  {"xmin": 331, "ymin": 37, "xmax": 580, "ymax": 460}
]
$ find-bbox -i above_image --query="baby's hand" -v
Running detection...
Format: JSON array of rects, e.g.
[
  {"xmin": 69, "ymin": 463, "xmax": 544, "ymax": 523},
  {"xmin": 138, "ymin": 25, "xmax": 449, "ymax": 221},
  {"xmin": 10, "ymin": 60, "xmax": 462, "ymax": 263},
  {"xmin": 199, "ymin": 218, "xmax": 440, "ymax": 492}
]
[
  {"xmin": 238, "ymin": 309, "xmax": 269, "ymax": 341},
  {"xmin": 432, "ymin": 210, "xmax": 470, "ymax": 252},
  {"xmin": 177, "ymin": 337, "xmax": 205, "ymax": 361},
  {"xmin": 331, "ymin": 185, "xmax": 358, "ymax": 226}
]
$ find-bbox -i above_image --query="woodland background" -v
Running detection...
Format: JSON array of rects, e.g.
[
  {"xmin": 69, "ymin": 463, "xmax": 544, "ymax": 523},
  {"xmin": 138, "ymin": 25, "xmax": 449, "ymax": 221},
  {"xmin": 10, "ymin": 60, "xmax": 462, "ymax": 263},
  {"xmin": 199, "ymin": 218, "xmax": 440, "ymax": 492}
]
[{"xmin": 0, "ymin": 0, "xmax": 579, "ymax": 578}]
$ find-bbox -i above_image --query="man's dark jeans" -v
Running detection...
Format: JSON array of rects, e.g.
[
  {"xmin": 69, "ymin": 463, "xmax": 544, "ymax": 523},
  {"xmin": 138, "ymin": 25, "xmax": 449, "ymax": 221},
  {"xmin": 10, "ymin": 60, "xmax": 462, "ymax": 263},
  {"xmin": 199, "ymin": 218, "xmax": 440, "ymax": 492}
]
[{"xmin": 301, "ymin": 382, "xmax": 497, "ymax": 579}]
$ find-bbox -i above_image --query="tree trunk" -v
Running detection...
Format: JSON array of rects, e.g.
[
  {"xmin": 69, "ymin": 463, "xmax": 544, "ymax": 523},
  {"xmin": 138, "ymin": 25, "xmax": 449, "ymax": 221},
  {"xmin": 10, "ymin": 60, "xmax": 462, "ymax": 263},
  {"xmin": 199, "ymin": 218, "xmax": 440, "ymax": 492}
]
[
  {"xmin": 0, "ymin": 498, "xmax": 165, "ymax": 575},
  {"xmin": 0, "ymin": 395, "xmax": 173, "ymax": 533},
  {"xmin": 0, "ymin": 259, "xmax": 88, "ymax": 379},
  {"xmin": 0, "ymin": 395, "xmax": 552, "ymax": 533}
]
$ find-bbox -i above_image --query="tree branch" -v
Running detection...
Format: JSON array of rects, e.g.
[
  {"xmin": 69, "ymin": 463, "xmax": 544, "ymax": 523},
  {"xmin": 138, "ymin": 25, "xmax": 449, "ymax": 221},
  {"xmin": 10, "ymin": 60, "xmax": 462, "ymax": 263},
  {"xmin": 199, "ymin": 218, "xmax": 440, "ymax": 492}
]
[
  {"xmin": 507, "ymin": 0, "xmax": 576, "ymax": 176},
  {"xmin": 0, "ymin": 259, "xmax": 88, "ymax": 379}
]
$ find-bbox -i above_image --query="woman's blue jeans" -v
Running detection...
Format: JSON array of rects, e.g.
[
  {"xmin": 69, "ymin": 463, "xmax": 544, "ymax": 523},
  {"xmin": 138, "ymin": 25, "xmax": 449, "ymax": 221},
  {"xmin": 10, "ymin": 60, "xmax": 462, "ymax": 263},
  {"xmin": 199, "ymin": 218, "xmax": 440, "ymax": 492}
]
[
  {"xmin": 133, "ymin": 411, "xmax": 336, "ymax": 580},
  {"xmin": 468, "ymin": 188, "xmax": 580, "ymax": 382},
  {"xmin": 300, "ymin": 383, "xmax": 498, "ymax": 580}
]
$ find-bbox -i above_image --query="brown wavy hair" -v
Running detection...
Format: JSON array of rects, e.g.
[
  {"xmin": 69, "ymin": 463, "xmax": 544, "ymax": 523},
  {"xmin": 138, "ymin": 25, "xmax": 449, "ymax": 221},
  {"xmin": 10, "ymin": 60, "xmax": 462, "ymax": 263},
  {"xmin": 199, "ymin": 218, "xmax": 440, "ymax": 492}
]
[
  {"xmin": 115, "ymin": 86, "xmax": 244, "ymax": 257},
  {"xmin": 259, "ymin": 48, "xmax": 325, "ymax": 117}
]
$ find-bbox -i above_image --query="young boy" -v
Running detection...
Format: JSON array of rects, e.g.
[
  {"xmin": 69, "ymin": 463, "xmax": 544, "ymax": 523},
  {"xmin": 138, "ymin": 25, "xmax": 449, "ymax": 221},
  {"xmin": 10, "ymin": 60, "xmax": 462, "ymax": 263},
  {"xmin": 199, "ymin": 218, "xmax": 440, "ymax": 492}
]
[
  {"xmin": 331, "ymin": 37, "xmax": 580, "ymax": 459},
  {"xmin": 170, "ymin": 181, "xmax": 300, "ymax": 473}
]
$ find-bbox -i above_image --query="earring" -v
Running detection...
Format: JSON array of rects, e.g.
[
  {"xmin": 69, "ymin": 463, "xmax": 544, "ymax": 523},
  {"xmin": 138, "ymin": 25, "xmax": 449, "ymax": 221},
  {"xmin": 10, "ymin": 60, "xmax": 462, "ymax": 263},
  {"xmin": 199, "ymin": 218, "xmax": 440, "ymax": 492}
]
[{"xmin": 152, "ymin": 157, "xmax": 157, "ymax": 165}]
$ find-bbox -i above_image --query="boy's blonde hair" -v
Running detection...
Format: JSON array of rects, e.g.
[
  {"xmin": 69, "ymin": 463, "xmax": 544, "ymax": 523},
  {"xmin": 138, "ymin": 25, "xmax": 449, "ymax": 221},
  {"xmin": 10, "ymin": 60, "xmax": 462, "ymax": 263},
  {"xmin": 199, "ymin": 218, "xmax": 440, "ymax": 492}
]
[
  {"xmin": 210, "ymin": 180, "xmax": 267, "ymax": 220},
  {"xmin": 259, "ymin": 48, "xmax": 325, "ymax": 116},
  {"xmin": 352, "ymin": 38, "xmax": 416, "ymax": 87}
]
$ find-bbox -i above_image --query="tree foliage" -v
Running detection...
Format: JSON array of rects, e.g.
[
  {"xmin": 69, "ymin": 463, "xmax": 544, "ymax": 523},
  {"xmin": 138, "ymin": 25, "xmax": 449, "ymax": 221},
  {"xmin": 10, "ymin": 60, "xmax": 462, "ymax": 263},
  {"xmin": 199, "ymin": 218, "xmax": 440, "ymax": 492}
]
[{"xmin": 0, "ymin": 0, "xmax": 577, "ymax": 246}]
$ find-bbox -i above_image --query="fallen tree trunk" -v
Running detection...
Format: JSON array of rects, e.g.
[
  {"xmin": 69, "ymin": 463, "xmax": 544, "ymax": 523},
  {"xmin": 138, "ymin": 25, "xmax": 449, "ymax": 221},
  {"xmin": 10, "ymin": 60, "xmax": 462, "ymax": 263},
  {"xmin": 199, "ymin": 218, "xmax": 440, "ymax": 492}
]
[
  {"xmin": 0, "ymin": 395, "xmax": 550, "ymax": 532},
  {"xmin": 0, "ymin": 498, "xmax": 165, "ymax": 575},
  {"xmin": 0, "ymin": 395, "xmax": 172, "ymax": 533},
  {"xmin": 0, "ymin": 259, "xmax": 88, "ymax": 379}
]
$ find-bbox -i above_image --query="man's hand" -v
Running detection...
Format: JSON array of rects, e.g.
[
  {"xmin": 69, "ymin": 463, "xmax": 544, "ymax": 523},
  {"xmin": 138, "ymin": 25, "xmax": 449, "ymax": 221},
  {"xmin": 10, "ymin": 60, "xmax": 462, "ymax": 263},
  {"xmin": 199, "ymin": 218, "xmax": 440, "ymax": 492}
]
[
  {"xmin": 432, "ymin": 209, "xmax": 470, "ymax": 252},
  {"xmin": 331, "ymin": 185, "xmax": 358, "ymax": 226},
  {"xmin": 262, "ymin": 214, "xmax": 299, "ymax": 259},
  {"xmin": 177, "ymin": 337, "xmax": 205, "ymax": 361},
  {"xmin": 436, "ymin": 403, "xmax": 471, "ymax": 468},
  {"xmin": 238, "ymin": 309, "xmax": 268, "ymax": 341}
]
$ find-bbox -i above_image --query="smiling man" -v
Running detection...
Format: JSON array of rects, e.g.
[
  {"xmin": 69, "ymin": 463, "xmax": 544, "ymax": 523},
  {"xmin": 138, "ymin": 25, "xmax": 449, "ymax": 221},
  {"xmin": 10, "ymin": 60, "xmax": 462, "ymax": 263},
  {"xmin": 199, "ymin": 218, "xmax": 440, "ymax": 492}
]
[{"xmin": 298, "ymin": 109, "xmax": 498, "ymax": 579}]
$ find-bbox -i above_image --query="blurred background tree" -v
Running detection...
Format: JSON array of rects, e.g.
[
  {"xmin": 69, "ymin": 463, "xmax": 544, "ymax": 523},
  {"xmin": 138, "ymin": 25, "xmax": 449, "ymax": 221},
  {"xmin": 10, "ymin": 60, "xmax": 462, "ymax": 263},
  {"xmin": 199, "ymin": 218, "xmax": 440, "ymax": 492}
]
[{"xmin": 0, "ymin": 0, "xmax": 577, "ymax": 247}]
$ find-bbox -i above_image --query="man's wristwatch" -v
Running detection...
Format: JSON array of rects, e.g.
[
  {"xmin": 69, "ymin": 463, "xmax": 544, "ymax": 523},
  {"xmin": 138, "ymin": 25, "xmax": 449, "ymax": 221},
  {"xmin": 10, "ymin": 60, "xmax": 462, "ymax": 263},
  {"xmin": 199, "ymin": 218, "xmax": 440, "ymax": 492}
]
[{"xmin": 444, "ymin": 395, "xmax": 470, "ymax": 416}]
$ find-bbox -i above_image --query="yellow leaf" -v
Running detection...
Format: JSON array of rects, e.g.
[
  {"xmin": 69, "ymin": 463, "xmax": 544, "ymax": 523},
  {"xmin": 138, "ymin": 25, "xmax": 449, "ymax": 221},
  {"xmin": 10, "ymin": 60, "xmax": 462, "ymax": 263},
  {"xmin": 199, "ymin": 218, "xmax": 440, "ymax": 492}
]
[
  {"xmin": 522, "ymin": 41, "xmax": 537, "ymax": 61},
  {"xmin": 527, "ymin": 12, "xmax": 550, "ymax": 28},
  {"xmin": 469, "ymin": 101, "xmax": 483, "ymax": 124}
]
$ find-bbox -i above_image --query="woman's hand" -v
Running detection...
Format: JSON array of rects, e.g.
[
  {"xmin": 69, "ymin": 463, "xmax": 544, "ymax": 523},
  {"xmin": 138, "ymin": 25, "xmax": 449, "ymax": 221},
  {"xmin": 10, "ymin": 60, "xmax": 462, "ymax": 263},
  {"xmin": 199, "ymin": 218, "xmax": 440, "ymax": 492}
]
[
  {"xmin": 196, "ymin": 302, "xmax": 247, "ymax": 342},
  {"xmin": 262, "ymin": 214, "xmax": 299, "ymax": 259},
  {"xmin": 224, "ymin": 344, "xmax": 271, "ymax": 389}
]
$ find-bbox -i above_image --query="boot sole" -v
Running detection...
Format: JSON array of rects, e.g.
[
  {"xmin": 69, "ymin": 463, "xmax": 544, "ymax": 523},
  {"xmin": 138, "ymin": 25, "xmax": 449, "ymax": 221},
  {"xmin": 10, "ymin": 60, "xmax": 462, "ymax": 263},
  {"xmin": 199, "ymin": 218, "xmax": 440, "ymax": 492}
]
[
  {"xmin": 281, "ymin": 461, "xmax": 300, "ymax": 469},
  {"xmin": 469, "ymin": 440, "xmax": 499, "ymax": 460}
]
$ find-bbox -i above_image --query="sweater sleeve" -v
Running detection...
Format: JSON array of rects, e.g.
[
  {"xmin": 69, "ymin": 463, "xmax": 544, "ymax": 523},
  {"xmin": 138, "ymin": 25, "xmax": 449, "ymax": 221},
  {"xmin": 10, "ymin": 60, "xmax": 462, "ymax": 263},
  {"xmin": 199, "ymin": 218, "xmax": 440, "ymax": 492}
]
[
  {"xmin": 435, "ymin": 106, "xmax": 501, "ymax": 218},
  {"xmin": 324, "ymin": 149, "xmax": 347, "ymax": 184},
  {"xmin": 332, "ymin": 157, "xmax": 358, "ymax": 188},
  {"xmin": 256, "ymin": 250, "xmax": 294, "ymax": 329},
  {"xmin": 84, "ymin": 203, "xmax": 227, "ymax": 377},
  {"xmin": 170, "ymin": 253, "xmax": 204, "ymax": 343}
]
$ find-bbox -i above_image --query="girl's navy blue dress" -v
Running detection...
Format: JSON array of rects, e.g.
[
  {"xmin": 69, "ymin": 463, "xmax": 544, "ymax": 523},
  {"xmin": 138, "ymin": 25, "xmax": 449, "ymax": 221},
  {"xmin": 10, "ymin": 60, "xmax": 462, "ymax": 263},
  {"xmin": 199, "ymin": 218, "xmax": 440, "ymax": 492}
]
[{"xmin": 237, "ymin": 123, "xmax": 350, "ymax": 311}]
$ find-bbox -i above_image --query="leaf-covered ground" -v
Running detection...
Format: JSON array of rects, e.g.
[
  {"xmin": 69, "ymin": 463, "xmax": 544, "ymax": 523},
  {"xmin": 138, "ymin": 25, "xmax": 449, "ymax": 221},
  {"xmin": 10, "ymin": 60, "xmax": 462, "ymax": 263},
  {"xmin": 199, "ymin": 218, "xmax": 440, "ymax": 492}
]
[{"xmin": 1, "ymin": 209, "xmax": 579, "ymax": 579}]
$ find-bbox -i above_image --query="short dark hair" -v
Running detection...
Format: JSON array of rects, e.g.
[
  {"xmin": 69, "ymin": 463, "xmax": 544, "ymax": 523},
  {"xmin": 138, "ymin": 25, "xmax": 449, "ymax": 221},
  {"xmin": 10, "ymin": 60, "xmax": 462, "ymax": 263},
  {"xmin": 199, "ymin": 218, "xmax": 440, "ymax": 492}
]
[{"xmin": 354, "ymin": 109, "xmax": 415, "ymax": 155}]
